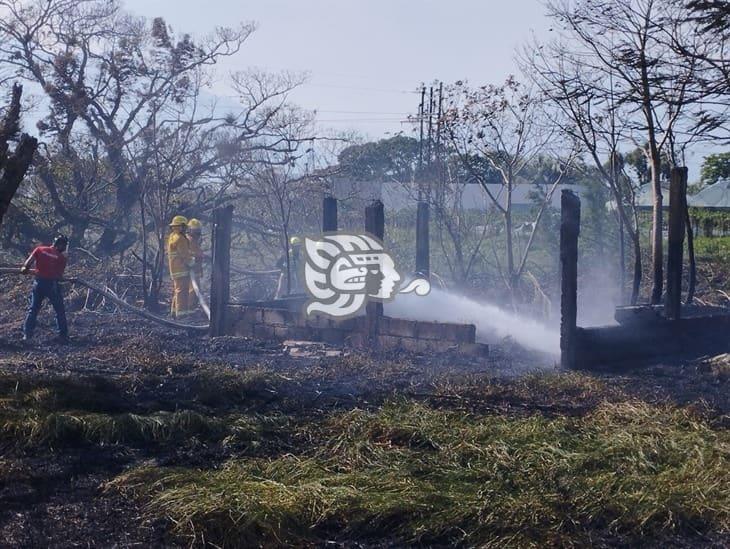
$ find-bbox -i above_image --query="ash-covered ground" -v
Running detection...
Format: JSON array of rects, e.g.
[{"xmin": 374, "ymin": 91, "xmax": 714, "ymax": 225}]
[{"xmin": 0, "ymin": 276, "xmax": 728, "ymax": 547}]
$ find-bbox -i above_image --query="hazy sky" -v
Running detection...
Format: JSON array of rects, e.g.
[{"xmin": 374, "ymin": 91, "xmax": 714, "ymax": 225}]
[{"xmin": 123, "ymin": 0, "xmax": 551, "ymax": 140}]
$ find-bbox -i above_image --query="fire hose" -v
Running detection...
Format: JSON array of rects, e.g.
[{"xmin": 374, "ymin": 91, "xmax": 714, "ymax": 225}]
[{"xmin": 0, "ymin": 267, "xmax": 208, "ymax": 333}]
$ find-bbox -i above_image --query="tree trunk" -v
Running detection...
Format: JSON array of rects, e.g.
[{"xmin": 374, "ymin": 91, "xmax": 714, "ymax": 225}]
[
  {"xmin": 0, "ymin": 84, "xmax": 38, "ymax": 228},
  {"xmin": 0, "ymin": 134, "xmax": 38, "ymax": 227},
  {"xmin": 685, "ymin": 204, "xmax": 696, "ymax": 305},
  {"xmin": 649, "ymin": 154, "xmax": 663, "ymax": 304},
  {"xmin": 140, "ymin": 195, "xmax": 152, "ymax": 310},
  {"xmin": 618, "ymin": 212, "xmax": 626, "ymax": 302},
  {"xmin": 631, "ymin": 231, "xmax": 642, "ymax": 306},
  {"xmin": 505, "ymin": 179, "xmax": 515, "ymax": 304}
]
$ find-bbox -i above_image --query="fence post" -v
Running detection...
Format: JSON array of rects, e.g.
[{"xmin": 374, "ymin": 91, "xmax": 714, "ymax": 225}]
[
  {"xmin": 210, "ymin": 205, "xmax": 233, "ymax": 336},
  {"xmin": 665, "ymin": 167, "xmax": 687, "ymax": 320},
  {"xmin": 365, "ymin": 200, "xmax": 385, "ymax": 344},
  {"xmin": 323, "ymin": 195, "xmax": 338, "ymax": 232},
  {"xmin": 560, "ymin": 190, "xmax": 580, "ymax": 369},
  {"xmin": 415, "ymin": 201, "xmax": 430, "ymax": 278}
]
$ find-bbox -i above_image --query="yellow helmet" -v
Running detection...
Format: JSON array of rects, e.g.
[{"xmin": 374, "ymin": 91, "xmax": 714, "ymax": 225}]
[
  {"xmin": 289, "ymin": 236, "xmax": 302, "ymax": 247},
  {"xmin": 170, "ymin": 215, "xmax": 188, "ymax": 227},
  {"xmin": 188, "ymin": 218, "xmax": 202, "ymax": 232}
]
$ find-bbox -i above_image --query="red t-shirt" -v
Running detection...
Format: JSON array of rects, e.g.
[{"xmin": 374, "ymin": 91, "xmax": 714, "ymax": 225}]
[{"xmin": 31, "ymin": 246, "xmax": 67, "ymax": 279}]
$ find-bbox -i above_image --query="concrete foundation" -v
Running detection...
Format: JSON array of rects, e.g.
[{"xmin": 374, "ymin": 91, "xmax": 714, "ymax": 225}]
[
  {"xmin": 575, "ymin": 313, "xmax": 730, "ymax": 366},
  {"xmin": 227, "ymin": 303, "xmax": 488, "ymax": 357},
  {"xmin": 558, "ymin": 183, "xmax": 730, "ymax": 369}
]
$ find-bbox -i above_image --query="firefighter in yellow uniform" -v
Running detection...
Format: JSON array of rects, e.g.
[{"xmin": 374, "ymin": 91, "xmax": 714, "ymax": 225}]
[
  {"xmin": 275, "ymin": 236, "xmax": 303, "ymax": 298},
  {"xmin": 187, "ymin": 218, "xmax": 204, "ymax": 309},
  {"xmin": 167, "ymin": 215, "xmax": 193, "ymax": 317}
]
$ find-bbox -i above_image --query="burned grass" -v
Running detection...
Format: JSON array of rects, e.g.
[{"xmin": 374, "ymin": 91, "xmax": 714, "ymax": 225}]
[
  {"xmin": 0, "ymin": 300, "xmax": 729, "ymax": 547},
  {"xmin": 0, "ymin": 370, "xmax": 300, "ymax": 455},
  {"xmin": 110, "ymin": 399, "xmax": 730, "ymax": 548}
]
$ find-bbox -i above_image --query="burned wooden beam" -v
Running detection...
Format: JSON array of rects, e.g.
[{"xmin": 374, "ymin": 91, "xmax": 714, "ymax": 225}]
[
  {"xmin": 665, "ymin": 167, "xmax": 687, "ymax": 321},
  {"xmin": 210, "ymin": 205, "xmax": 233, "ymax": 337},
  {"xmin": 365, "ymin": 200, "xmax": 385, "ymax": 343},
  {"xmin": 323, "ymin": 195, "xmax": 338, "ymax": 232},
  {"xmin": 415, "ymin": 201, "xmax": 430, "ymax": 278},
  {"xmin": 560, "ymin": 190, "xmax": 580, "ymax": 370}
]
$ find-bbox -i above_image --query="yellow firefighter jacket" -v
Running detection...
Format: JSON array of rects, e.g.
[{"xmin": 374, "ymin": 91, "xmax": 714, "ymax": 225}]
[
  {"xmin": 167, "ymin": 232, "xmax": 192, "ymax": 280},
  {"xmin": 188, "ymin": 236, "xmax": 203, "ymax": 277}
]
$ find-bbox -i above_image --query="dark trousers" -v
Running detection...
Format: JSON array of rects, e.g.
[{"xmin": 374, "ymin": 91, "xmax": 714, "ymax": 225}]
[{"xmin": 23, "ymin": 278, "xmax": 68, "ymax": 338}]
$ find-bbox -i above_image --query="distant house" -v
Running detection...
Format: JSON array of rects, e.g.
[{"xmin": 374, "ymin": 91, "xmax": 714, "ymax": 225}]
[
  {"xmin": 688, "ymin": 179, "xmax": 730, "ymax": 211},
  {"xmin": 688, "ymin": 180, "xmax": 730, "ymax": 237},
  {"xmin": 634, "ymin": 183, "xmax": 671, "ymax": 211},
  {"xmin": 634, "ymin": 180, "xmax": 730, "ymax": 236}
]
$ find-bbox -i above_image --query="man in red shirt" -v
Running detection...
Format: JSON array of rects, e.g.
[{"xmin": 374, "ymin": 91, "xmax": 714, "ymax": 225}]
[{"xmin": 21, "ymin": 235, "xmax": 69, "ymax": 342}]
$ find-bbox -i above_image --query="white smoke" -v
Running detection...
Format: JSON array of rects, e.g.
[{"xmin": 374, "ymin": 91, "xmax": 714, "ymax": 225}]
[{"xmin": 385, "ymin": 288, "xmax": 560, "ymax": 356}]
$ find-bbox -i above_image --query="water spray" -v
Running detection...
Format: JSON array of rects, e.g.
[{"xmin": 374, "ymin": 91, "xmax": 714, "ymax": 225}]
[{"xmin": 386, "ymin": 288, "xmax": 560, "ymax": 355}]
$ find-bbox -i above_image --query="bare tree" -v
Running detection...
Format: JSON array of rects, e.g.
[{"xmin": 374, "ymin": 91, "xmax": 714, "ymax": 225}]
[
  {"xmin": 523, "ymin": 37, "xmax": 643, "ymax": 303},
  {"xmin": 126, "ymin": 67, "xmax": 307, "ymax": 308},
  {"xmin": 428, "ymin": 160, "xmax": 493, "ymax": 286},
  {"xmin": 232, "ymin": 105, "xmax": 333, "ymax": 295},
  {"xmin": 441, "ymin": 77, "xmax": 577, "ymax": 302},
  {"xmin": 546, "ymin": 0, "xmax": 713, "ymax": 304},
  {"xmin": 0, "ymin": 0, "xmax": 251, "ymax": 255}
]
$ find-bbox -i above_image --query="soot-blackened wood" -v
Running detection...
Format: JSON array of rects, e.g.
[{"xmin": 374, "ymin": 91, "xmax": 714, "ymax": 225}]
[
  {"xmin": 0, "ymin": 84, "xmax": 38, "ymax": 228},
  {"xmin": 560, "ymin": 190, "xmax": 580, "ymax": 369},
  {"xmin": 323, "ymin": 195, "xmax": 338, "ymax": 232},
  {"xmin": 210, "ymin": 205, "xmax": 233, "ymax": 336},
  {"xmin": 665, "ymin": 167, "xmax": 687, "ymax": 320},
  {"xmin": 365, "ymin": 200, "xmax": 385, "ymax": 343},
  {"xmin": 415, "ymin": 201, "xmax": 430, "ymax": 278}
]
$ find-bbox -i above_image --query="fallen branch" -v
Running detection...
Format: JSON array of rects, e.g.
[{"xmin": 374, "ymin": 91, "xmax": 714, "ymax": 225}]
[{"xmin": 0, "ymin": 267, "xmax": 208, "ymax": 332}]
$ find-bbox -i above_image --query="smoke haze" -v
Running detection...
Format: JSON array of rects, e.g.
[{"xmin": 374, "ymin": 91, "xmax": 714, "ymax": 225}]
[{"xmin": 386, "ymin": 288, "xmax": 560, "ymax": 356}]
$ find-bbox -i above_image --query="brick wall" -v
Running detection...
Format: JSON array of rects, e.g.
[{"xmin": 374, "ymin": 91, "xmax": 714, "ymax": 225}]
[{"xmin": 228, "ymin": 304, "xmax": 487, "ymax": 356}]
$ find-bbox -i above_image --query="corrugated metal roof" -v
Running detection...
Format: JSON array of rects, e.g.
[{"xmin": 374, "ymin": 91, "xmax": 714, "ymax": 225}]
[
  {"xmin": 634, "ymin": 183, "xmax": 671, "ymax": 209},
  {"xmin": 688, "ymin": 179, "xmax": 730, "ymax": 210},
  {"xmin": 631, "ymin": 182, "xmax": 730, "ymax": 210}
]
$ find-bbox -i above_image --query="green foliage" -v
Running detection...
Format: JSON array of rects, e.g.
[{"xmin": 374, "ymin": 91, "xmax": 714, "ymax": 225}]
[
  {"xmin": 700, "ymin": 152, "xmax": 730, "ymax": 186},
  {"xmin": 338, "ymin": 136, "xmax": 420, "ymax": 181},
  {"xmin": 694, "ymin": 236, "xmax": 730, "ymax": 262},
  {"xmin": 624, "ymin": 147, "xmax": 671, "ymax": 186}
]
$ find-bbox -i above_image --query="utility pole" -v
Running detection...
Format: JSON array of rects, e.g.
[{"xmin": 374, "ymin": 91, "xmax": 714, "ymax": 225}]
[
  {"xmin": 435, "ymin": 81, "xmax": 443, "ymax": 195},
  {"xmin": 417, "ymin": 87, "xmax": 425, "ymax": 174},
  {"xmin": 426, "ymin": 86, "xmax": 434, "ymax": 172},
  {"xmin": 417, "ymin": 86, "xmax": 425, "ymax": 201}
]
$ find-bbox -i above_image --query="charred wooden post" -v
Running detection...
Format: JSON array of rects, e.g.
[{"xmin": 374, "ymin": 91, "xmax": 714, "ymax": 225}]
[
  {"xmin": 665, "ymin": 167, "xmax": 687, "ymax": 320},
  {"xmin": 365, "ymin": 200, "xmax": 385, "ymax": 343},
  {"xmin": 560, "ymin": 190, "xmax": 580, "ymax": 369},
  {"xmin": 210, "ymin": 205, "xmax": 233, "ymax": 336},
  {"xmin": 415, "ymin": 201, "xmax": 430, "ymax": 278},
  {"xmin": 323, "ymin": 195, "xmax": 338, "ymax": 232}
]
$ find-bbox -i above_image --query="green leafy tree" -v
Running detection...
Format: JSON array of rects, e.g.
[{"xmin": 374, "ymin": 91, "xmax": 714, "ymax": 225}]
[
  {"xmin": 338, "ymin": 136, "xmax": 419, "ymax": 181},
  {"xmin": 700, "ymin": 152, "xmax": 730, "ymax": 185}
]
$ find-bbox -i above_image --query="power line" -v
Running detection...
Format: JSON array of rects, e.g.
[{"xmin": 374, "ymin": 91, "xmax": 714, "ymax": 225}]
[
  {"xmin": 315, "ymin": 118, "xmax": 415, "ymax": 123},
  {"xmin": 314, "ymin": 110, "xmax": 412, "ymax": 115},
  {"xmin": 302, "ymin": 83, "xmax": 419, "ymax": 94}
]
